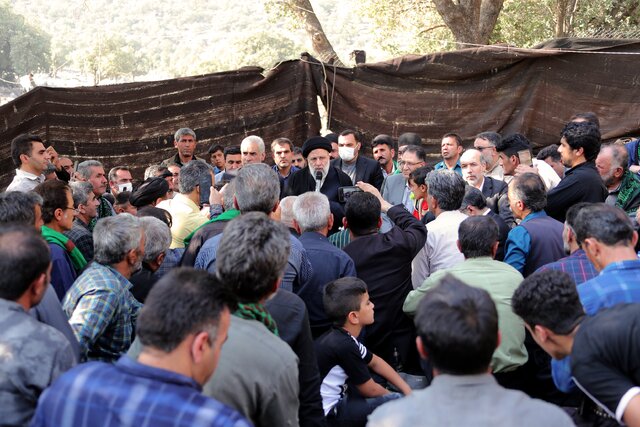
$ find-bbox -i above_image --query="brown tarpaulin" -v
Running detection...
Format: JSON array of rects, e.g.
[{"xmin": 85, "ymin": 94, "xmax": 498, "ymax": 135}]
[
  {"xmin": 2, "ymin": 38, "xmax": 640, "ymax": 188},
  {"xmin": 0, "ymin": 60, "xmax": 321, "ymax": 188},
  {"xmin": 309, "ymin": 38, "xmax": 640, "ymax": 159}
]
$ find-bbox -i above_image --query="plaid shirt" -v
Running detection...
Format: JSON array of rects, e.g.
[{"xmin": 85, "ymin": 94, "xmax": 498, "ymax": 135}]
[
  {"xmin": 31, "ymin": 356, "xmax": 251, "ymax": 427},
  {"xmin": 64, "ymin": 218, "xmax": 94, "ymax": 261},
  {"xmin": 63, "ymin": 262, "xmax": 142, "ymax": 362},
  {"xmin": 535, "ymin": 249, "xmax": 597, "ymax": 285}
]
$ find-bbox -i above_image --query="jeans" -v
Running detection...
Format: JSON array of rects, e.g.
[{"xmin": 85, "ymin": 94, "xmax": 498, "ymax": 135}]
[{"xmin": 327, "ymin": 391, "xmax": 403, "ymax": 427}]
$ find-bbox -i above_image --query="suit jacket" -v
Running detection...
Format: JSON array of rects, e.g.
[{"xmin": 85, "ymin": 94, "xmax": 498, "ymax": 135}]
[
  {"xmin": 381, "ymin": 173, "xmax": 408, "ymax": 206},
  {"xmin": 487, "ymin": 210, "xmax": 509, "ymax": 261},
  {"xmin": 482, "ymin": 176, "xmax": 515, "ymax": 228},
  {"xmin": 332, "ymin": 155, "xmax": 384, "ymax": 190}
]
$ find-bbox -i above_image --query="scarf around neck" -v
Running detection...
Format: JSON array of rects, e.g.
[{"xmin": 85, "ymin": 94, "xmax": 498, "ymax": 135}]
[{"xmin": 41, "ymin": 225, "xmax": 87, "ymax": 272}]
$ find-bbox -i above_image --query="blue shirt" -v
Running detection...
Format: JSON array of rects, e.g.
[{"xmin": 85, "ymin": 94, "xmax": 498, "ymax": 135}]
[
  {"xmin": 535, "ymin": 249, "xmax": 598, "ymax": 285},
  {"xmin": 504, "ymin": 210, "xmax": 546, "ymax": 274},
  {"xmin": 195, "ymin": 232, "xmax": 313, "ymax": 293},
  {"xmin": 552, "ymin": 259, "xmax": 640, "ymax": 392},
  {"xmin": 31, "ymin": 356, "xmax": 251, "ymax": 427},
  {"xmin": 434, "ymin": 160, "xmax": 462, "ymax": 175},
  {"xmin": 272, "ymin": 164, "xmax": 300, "ymax": 190}
]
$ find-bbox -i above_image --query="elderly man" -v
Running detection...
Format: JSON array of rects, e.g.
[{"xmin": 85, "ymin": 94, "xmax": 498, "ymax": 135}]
[
  {"xmin": 411, "ymin": 170, "xmax": 467, "ymax": 288},
  {"xmin": 333, "ymin": 129, "xmax": 384, "ymax": 190},
  {"xmin": 596, "ymin": 143, "xmax": 640, "ymax": 216},
  {"xmin": 286, "ymin": 136, "xmax": 353, "ymax": 234},
  {"xmin": 161, "ymin": 127, "xmax": 203, "ymax": 167},
  {"xmin": 129, "ymin": 216, "xmax": 172, "ymax": 303},
  {"xmin": 33, "ymin": 269, "xmax": 251, "ymax": 427},
  {"xmin": 474, "ymin": 131, "xmax": 504, "ymax": 181},
  {"xmin": 204, "ymin": 213, "xmax": 300, "ymax": 427},
  {"xmin": 404, "ymin": 216, "xmax": 528, "ymax": 380},
  {"xmin": 504, "ymin": 173, "xmax": 564, "ymax": 276},
  {"xmin": 293, "ymin": 191, "xmax": 357, "ymax": 338},
  {"xmin": 241, "ymin": 135, "xmax": 266, "ymax": 165},
  {"xmin": 460, "ymin": 148, "xmax": 514, "ymax": 228},
  {"xmin": 34, "ymin": 181, "xmax": 87, "ymax": 301},
  {"xmin": 434, "ymin": 133, "xmax": 463, "ymax": 175},
  {"xmin": 161, "ymin": 160, "xmax": 213, "ymax": 249},
  {"xmin": 0, "ymin": 225, "xmax": 76, "ymax": 425},
  {"xmin": 108, "ymin": 166, "xmax": 133, "ymax": 196},
  {"xmin": 63, "ymin": 214, "xmax": 144, "ymax": 362},
  {"xmin": 6, "ymin": 133, "xmax": 51, "ymax": 192},
  {"xmin": 75, "ymin": 160, "xmax": 116, "ymax": 227},
  {"xmin": 65, "ymin": 181, "xmax": 100, "ymax": 262}
]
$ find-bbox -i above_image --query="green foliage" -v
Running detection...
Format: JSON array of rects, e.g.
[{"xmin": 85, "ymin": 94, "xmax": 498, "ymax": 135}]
[
  {"xmin": 73, "ymin": 36, "xmax": 150, "ymax": 84},
  {"xmin": 0, "ymin": 2, "xmax": 50, "ymax": 79}
]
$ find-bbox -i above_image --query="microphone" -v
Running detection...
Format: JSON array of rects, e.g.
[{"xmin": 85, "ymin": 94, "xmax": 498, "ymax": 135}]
[{"xmin": 315, "ymin": 170, "xmax": 323, "ymax": 192}]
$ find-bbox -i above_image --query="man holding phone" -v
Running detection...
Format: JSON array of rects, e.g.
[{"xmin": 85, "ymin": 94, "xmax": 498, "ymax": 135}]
[
  {"xmin": 161, "ymin": 161, "xmax": 216, "ymax": 249},
  {"xmin": 495, "ymin": 133, "xmax": 561, "ymax": 190}
]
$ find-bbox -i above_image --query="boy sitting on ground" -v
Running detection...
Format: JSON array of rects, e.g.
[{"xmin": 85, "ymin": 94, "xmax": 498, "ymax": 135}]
[{"xmin": 315, "ymin": 277, "xmax": 411, "ymax": 426}]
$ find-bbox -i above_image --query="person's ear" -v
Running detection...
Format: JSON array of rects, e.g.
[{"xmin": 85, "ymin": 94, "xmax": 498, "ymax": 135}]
[
  {"xmin": 272, "ymin": 201, "xmax": 279, "ymax": 214},
  {"xmin": 491, "ymin": 240, "xmax": 499, "ymax": 258},
  {"xmin": 155, "ymin": 251, "xmax": 166, "ymax": 266},
  {"xmin": 233, "ymin": 196, "xmax": 239, "ymax": 210},
  {"xmin": 342, "ymin": 217, "xmax": 349, "ymax": 229},
  {"xmin": 376, "ymin": 217, "xmax": 382, "ymax": 229},
  {"xmin": 456, "ymin": 240, "xmax": 462, "ymax": 253},
  {"xmin": 190, "ymin": 331, "xmax": 209, "ymax": 364},
  {"xmin": 292, "ymin": 219, "xmax": 302, "ymax": 235},
  {"xmin": 347, "ymin": 310, "xmax": 359, "ymax": 325},
  {"xmin": 416, "ymin": 336, "xmax": 428, "ymax": 360},
  {"xmin": 533, "ymin": 325, "xmax": 549, "ymax": 343},
  {"xmin": 510, "ymin": 154, "xmax": 519, "ymax": 165},
  {"xmin": 54, "ymin": 207, "xmax": 65, "ymax": 223},
  {"xmin": 327, "ymin": 213, "xmax": 334, "ymax": 231},
  {"xmin": 632, "ymin": 230, "xmax": 639, "ymax": 248}
]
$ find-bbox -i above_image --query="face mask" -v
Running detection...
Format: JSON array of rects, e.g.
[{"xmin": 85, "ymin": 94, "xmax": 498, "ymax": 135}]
[
  {"xmin": 118, "ymin": 183, "xmax": 133, "ymax": 192},
  {"xmin": 339, "ymin": 146, "xmax": 356, "ymax": 162}
]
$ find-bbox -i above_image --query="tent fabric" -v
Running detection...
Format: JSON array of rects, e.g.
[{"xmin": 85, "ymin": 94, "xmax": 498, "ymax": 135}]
[{"xmin": 2, "ymin": 38, "xmax": 640, "ymax": 188}]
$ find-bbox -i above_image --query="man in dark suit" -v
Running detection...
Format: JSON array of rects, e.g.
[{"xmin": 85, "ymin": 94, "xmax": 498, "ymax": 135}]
[
  {"xmin": 461, "ymin": 187, "xmax": 510, "ymax": 261},
  {"xmin": 461, "ymin": 149, "xmax": 514, "ymax": 228},
  {"xmin": 333, "ymin": 129, "xmax": 384, "ymax": 190},
  {"xmin": 286, "ymin": 136, "xmax": 352, "ymax": 234}
]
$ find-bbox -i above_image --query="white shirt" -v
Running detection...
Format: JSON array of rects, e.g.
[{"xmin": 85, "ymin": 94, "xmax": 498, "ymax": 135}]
[{"xmin": 5, "ymin": 169, "xmax": 44, "ymax": 192}]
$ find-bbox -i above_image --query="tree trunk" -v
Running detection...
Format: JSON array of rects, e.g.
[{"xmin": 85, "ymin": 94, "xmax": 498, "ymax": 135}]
[
  {"xmin": 285, "ymin": 0, "xmax": 345, "ymax": 66},
  {"xmin": 554, "ymin": 0, "xmax": 579, "ymax": 37},
  {"xmin": 432, "ymin": 0, "xmax": 505, "ymax": 48}
]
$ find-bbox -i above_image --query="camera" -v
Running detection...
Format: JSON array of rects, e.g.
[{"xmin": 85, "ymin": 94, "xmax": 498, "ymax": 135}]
[{"xmin": 338, "ymin": 186, "xmax": 363, "ymax": 203}]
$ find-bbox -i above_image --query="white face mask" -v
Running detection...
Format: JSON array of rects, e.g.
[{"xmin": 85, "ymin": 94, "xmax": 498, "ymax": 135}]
[
  {"xmin": 339, "ymin": 146, "xmax": 356, "ymax": 162},
  {"xmin": 118, "ymin": 183, "xmax": 133, "ymax": 193}
]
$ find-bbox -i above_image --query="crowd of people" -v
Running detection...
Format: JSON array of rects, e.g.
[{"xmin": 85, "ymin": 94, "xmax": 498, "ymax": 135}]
[{"xmin": 1, "ymin": 114, "xmax": 639, "ymax": 427}]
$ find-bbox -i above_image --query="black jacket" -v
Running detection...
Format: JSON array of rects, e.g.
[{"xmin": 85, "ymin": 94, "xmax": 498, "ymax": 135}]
[{"xmin": 331, "ymin": 155, "xmax": 384, "ymax": 190}]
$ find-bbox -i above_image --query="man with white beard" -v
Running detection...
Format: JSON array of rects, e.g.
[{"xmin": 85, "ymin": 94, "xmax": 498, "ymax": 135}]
[{"xmin": 286, "ymin": 136, "xmax": 352, "ymax": 234}]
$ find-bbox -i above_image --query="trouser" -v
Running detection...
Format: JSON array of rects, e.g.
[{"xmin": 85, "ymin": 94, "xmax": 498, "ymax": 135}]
[{"xmin": 326, "ymin": 391, "xmax": 403, "ymax": 427}]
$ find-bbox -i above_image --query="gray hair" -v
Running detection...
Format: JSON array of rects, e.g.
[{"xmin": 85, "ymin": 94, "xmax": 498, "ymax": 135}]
[
  {"xmin": 241, "ymin": 135, "xmax": 265, "ymax": 153},
  {"xmin": 511, "ymin": 173, "xmax": 546, "ymax": 212},
  {"xmin": 108, "ymin": 166, "xmax": 130, "ymax": 183},
  {"xmin": 76, "ymin": 160, "xmax": 103, "ymax": 180},
  {"xmin": 222, "ymin": 179, "xmax": 237, "ymax": 212},
  {"xmin": 475, "ymin": 132, "xmax": 502, "ymax": 147},
  {"xmin": 0, "ymin": 191, "xmax": 42, "ymax": 226},
  {"xmin": 293, "ymin": 192, "xmax": 330, "ymax": 232},
  {"xmin": 93, "ymin": 214, "xmax": 142, "ymax": 265},
  {"xmin": 139, "ymin": 216, "xmax": 171, "ymax": 263},
  {"xmin": 69, "ymin": 181, "xmax": 94, "ymax": 208},
  {"xmin": 426, "ymin": 169, "xmax": 466, "ymax": 211},
  {"xmin": 144, "ymin": 164, "xmax": 169, "ymax": 181},
  {"xmin": 574, "ymin": 203, "xmax": 635, "ymax": 247},
  {"xmin": 279, "ymin": 195, "xmax": 298, "ymax": 229},
  {"xmin": 216, "ymin": 212, "xmax": 290, "ymax": 302},
  {"xmin": 178, "ymin": 160, "xmax": 211, "ymax": 194},
  {"xmin": 234, "ymin": 164, "xmax": 280, "ymax": 213},
  {"xmin": 601, "ymin": 144, "xmax": 628, "ymax": 171},
  {"xmin": 174, "ymin": 128, "xmax": 196, "ymax": 141}
]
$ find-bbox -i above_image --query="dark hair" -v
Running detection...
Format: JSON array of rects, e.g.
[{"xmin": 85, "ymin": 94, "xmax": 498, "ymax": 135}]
[
  {"xmin": 323, "ymin": 277, "xmax": 368, "ymax": 326},
  {"xmin": 564, "ymin": 202, "xmax": 591, "ymax": 230},
  {"xmin": 137, "ymin": 206, "xmax": 172, "ymax": 228},
  {"xmin": 224, "ymin": 145, "xmax": 241, "ymax": 157},
  {"xmin": 536, "ymin": 144, "xmax": 561, "ymax": 162},
  {"xmin": 208, "ymin": 144, "xmax": 224, "ymax": 154},
  {"xmin": 512, "ymin": 270, "xmax": 584, "ymax": 335},
  {"xmin": 402, "ymin": 144, "xmax": 427, "ymax": 162},
  {"xmin": 0, "ymin": 225, "xmax": 50, "ymax": 300},
  {"xmin": 371, "ymin": 134, "xmax": 394, "ymax": 150},
  {"xmin": 398, "ymin": 132, "xmax": 422, "ymax": 146},
  {"xmin": 574, "ymin": 203, "xmax": 635, "ymax": 247},
  {"xmin": 0, "ymin": 191, "xmax": 42, "ymax": 226},
  {"xmin": 495, "ymin": 133, "xmax": 531, "ymax": 158},
  {"xmin": 570, "ymin": 112, "xmax": 600, "ymax": 129},
  {"xmin": 442, "ymin": 132, "xmax": 463, "ymax": 147},
  {"xmin": 345, "ymin": 192, "xmax": 380, "ymax": 236},
  {"xmin": 461, "ymin": 186, "xmax": 487, "ymax": 210},
  {"xmin": 510, "ymin": 173, "xmax": 546, "ymax": 212},
  {"xmin": 560, "ymin": 121, "xmax": 601, "ymax": 162},
  {"xmin": 11, "ymin": 134, "xmax": 43, "ymax": 169},
  {"xmin": 426, "ymin": 170, "xmax": 466, "ymax": 211},
  {"xmin": 415, "ymin": 275, "xmax": 498, "ymax": 375},
  {"xmin": 33, "ymin": 180, "xmax": 71, "ymax": 224},
  {"xmin": 271, "ymin": 137, "xmax": 293, "ymax": 151},
  {"xmin": 340, "ymin": 129, "xmax": 364, "ymax": 145},
  {"xmin": 458, "ymin": 216, "xmax": 498, "ymax": 258},
  {"xmin": 114, "ymin": 191, "xmax": 132, "ymax": 206},
  {"xmin": 216, "ymin": 212, "xmax": 290, "ymax": 302},
  {"xmin": 293, "ymin": 147, "xmax": 303, "ymax": 155},
  {"xmin": 409, "ymin": 165, "xmax": 432, "ymax": 186},
  {"xmin": 137, "ymin": 268, "xmax": 236, "ymax": 352},
  {"xmin": 475, "ymin": 132, "xmax": 501, "ymax": 147}
]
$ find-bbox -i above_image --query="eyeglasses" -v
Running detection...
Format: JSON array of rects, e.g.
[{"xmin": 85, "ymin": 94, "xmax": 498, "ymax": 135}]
[{"xmin": 399, "ymin": 161, "xmax": 423, "ymax": 168}]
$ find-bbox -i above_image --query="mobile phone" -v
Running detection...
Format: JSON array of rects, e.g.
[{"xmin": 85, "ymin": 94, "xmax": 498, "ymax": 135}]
[
  {"xmin": 338, "ymin": 186, "xmax": 363, "ymax": 203},
  {"xmin": 518, "ymin": 149, "xmax": 533, "ymax": 166},
  {"xmin": 199, "ymin": 173, "xmax": 212, "ymax": 206},
  {"xmin": 214, "ymin": 179, "xmax": 230, "ymax": 191}
]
